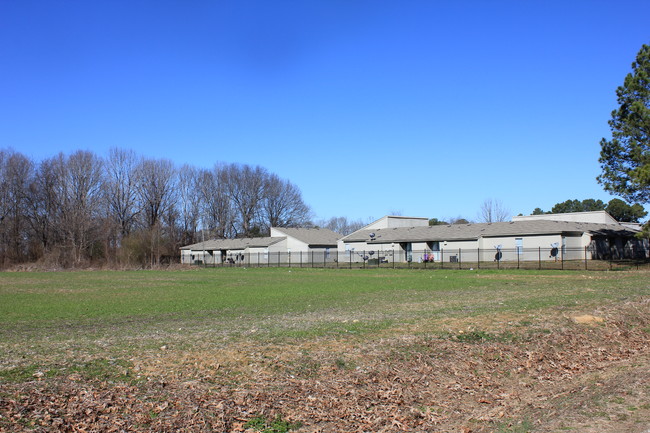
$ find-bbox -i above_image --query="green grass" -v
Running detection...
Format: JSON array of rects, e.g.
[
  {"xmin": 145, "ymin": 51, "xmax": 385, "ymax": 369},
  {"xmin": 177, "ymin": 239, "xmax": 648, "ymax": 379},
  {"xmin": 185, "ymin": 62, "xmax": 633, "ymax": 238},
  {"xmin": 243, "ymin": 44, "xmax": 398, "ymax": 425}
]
[
  {"xmin": 244, "ymin": 414, "xmax": 302, "ymax": 433},
  {"xmin": 1, "ymin": 268, "xmax": 647, "ymax": 332},
  {"xmin": 495, "ymin": 418, "xmax": 534, "ymax": 432},
  {"xmin": 1, "ymin": 268, "xmax": 649, "ymax": 371},
  {"xmin": 0, "ymin": 358, "xmax": 136, "ymax": 383},
  {"xmin": 2, "ymin": 268, "xmax": 647, "ymax": 325}
]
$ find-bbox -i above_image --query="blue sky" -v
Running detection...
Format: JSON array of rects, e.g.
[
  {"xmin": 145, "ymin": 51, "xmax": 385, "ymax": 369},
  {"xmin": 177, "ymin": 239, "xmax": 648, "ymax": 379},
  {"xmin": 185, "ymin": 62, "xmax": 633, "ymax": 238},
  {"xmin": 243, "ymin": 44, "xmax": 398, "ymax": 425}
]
[{"xmin": 1, "ymin": 1, "xmax": 648, "ymax": 223}]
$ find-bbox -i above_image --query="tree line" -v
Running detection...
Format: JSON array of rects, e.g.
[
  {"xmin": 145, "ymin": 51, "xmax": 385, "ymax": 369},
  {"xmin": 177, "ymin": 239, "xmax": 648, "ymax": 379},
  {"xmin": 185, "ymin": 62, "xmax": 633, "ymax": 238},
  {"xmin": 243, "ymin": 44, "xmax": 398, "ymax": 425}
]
[
  {"xmin": 532, "ymin": 198, "xmax": 647, "ymax": 222},
  {"xmin": 426, "ymin": 197, "xmax": 647, "ymax": 228},
  {"xmin": 0, "ymin": 148, "xmax": 312, "ymax": 268}
]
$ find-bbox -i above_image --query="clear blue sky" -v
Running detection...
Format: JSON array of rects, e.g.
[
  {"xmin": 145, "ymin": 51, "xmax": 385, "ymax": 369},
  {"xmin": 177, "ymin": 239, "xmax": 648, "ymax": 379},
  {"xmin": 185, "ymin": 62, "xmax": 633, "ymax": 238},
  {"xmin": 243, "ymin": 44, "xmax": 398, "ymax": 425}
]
[{"xmin": 1, "ymin": 1, "xmax": 648, "ymax": 223}]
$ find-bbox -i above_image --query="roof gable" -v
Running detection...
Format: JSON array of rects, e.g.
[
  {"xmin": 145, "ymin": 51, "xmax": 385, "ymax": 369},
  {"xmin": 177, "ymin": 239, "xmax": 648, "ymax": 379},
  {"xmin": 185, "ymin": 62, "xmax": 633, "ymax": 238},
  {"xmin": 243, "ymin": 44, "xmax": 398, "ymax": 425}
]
[
  {"xmin": 181, "ymin": 237, "xmax": 284, "ymax": 250},
  {"xmin": 271, "ymin": 227, "xmax": 341, "ymax": 246}
]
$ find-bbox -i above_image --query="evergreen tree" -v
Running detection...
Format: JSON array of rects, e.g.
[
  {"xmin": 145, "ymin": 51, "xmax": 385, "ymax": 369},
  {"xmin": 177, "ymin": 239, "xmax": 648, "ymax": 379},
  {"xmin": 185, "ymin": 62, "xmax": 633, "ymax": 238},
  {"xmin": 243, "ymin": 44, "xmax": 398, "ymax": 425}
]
[
  {"xmin": 598, "ymin": 44, "xmax": 650, "ymax": 204},
  {"xmin": 605, "ymin": 198, "xmax": 647, "ymax": 222}
]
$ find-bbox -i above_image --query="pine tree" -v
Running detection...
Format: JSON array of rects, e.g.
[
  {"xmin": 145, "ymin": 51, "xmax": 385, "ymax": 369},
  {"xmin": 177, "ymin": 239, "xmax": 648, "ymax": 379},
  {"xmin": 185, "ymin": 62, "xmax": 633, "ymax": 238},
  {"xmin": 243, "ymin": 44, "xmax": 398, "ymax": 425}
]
[{"xmin": 598, "ymin": 44, "xmax": 650, "ymax": 204}]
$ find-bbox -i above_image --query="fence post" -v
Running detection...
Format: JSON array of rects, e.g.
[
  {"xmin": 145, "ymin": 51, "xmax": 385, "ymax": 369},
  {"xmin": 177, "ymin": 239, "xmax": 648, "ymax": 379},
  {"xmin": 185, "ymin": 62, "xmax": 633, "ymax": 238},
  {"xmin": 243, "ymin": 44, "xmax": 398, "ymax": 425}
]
[
  {"xmin": 311, "ymin": 251, "xmax": 314, "ymax": 268},
  {"xmin": 538, "ymin": 247, "xmax": 541, "ymax": 270},
  {"xmin": 477, "ymin": 248, "xmax": 480, "ymax": 269},
  {"xmin": 561, "ymin": 247, "xmax": 564, "ymax": 270},
  {"xmin": 584, "ymin": 246, "xmax": 588, "ymax": 271},
  {"xmin": 440, "ymin": 249, "xmax": 444, "ymax": 269},
  {"xmin": 517, "ymin": 248, "xmax": 520, "ymax": 270},
  {"xmin": 458, "ymin": 248, "xmax": 461, "ymax": 270}
]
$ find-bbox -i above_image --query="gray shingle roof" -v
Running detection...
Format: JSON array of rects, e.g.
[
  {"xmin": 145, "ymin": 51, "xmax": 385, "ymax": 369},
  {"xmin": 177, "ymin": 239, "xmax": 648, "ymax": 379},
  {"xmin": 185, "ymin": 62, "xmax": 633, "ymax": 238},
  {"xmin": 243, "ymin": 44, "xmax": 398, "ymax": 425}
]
[
  {"xmin": 180, "ymin": 237, "xmax": 285, "ymax": 251},
  {"xmin": 342, "ymin": 220, "xmax": 638, "ymax": 243},
  {"xmin": 272, "ymin": 227, "xmax": 341, "ymax": 246}
]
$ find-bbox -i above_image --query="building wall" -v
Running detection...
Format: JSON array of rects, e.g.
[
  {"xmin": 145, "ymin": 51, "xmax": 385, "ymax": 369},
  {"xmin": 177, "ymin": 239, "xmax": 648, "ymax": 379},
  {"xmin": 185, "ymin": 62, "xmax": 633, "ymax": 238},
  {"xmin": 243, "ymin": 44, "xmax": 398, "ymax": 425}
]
[
  {"xmin": 479, "ymin": 234, "xmax": 561, "ymax": 262},
  {"xmin": 340, "ymin": 234, "xmax": 594, "ymax": 264},
  {"xmin": 245, "ymin": 247, "xmax": 268, "ymax": 265},
  {"xmin": 285, "ymin": 236, "xmax": 310, "ymax": 252},
  {"xmin": 478, "ymin": 234, "xmax": 561, "ymax": 251},
  {"xmin": 364, "ymin": 216, "xmax": 429, "ymax": 230},
  {"xmin": 268, "ymin": 238, "xmax": 288, "ymax": 253},
  {"xmin": 439, "ymin": 240, "xmax": 479, "ymax": 251},
  {"xmin": 433, "ymin": 240, "xmax": 480, "ymax": 263},
  {"xmin": 513, "ymin": 211, "xmax": 618, "ymax": 225},
  {"xmin": 341, "ymin": 241, "xmax": 381, "ymax": 263},
  {"xmin": 269, "ymin": 229, "xmax": 302, "ymax": 249},
  {"xmin": 182, "ymin": 249, "xmax": 224, "ymax": 265},
  {"xmin": 181, "ymin": 250, "xmax": 193, "ymax": 264},
  {"xmin": 562, "ymin": 235, "xmax": 588, "ymax": 260}
]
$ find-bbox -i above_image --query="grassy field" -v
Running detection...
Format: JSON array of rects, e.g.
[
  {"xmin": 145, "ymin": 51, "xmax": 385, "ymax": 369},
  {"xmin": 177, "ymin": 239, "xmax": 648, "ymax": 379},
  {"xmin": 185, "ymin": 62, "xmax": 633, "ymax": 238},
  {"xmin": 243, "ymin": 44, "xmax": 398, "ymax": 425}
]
[{"xmin": 1, "ymin": 267, "xmax": 649, "ymax": 432}]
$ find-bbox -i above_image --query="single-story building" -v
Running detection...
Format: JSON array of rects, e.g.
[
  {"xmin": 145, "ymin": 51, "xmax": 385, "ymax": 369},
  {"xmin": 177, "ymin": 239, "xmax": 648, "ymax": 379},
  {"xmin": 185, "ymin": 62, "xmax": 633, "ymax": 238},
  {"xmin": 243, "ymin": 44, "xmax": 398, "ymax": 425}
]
[
  {"xmin": 180, "ymin": 227, "xmax": 341, "ymax": 265},
  {"xmin": 180, "ymin": 237, "xmax": 284, "ymax": 265},
  {"xmin": 339, "ymin": 214, "xmax": 647, "ymax": 264}
]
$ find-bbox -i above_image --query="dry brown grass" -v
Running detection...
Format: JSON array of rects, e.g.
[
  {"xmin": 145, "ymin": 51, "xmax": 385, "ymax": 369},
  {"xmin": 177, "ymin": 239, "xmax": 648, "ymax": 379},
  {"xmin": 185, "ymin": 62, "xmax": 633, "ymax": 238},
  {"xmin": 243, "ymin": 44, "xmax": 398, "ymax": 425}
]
[{"xmin": 2, "ymin": 298, "xmax": 649, "ymax": 432}]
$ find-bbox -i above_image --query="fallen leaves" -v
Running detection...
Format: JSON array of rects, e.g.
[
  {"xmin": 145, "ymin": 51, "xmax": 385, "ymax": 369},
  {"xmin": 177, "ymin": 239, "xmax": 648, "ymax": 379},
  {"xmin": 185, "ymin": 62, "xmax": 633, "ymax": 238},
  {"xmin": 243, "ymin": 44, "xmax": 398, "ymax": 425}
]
[{"xmin": 1, "ymin": 300, "xmax": 649, "ymax": 432}]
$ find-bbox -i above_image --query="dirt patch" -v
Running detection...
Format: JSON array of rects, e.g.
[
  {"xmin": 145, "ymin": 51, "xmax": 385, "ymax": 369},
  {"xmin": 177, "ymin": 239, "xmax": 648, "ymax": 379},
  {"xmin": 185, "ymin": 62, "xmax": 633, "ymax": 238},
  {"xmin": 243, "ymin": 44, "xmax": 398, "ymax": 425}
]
[
  {"xmin": 572, "ymin": 314, "xmax": 605, "ymax": 325},
  {"xmin": 1, "ymin": 299, "xmax": 649, "ymax": 432}
]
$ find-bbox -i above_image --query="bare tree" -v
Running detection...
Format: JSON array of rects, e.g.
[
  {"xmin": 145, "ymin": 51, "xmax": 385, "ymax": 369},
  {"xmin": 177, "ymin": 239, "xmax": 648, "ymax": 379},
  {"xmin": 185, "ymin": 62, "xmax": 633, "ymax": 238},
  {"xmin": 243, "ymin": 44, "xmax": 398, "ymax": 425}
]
[
  {"xmin": 24, "ymin": 157, "xmax": 59, "ymax": 261},
  {"xmin": 1, "ymin": 147, "xmax": 319, "ymax": 266},
  {"xmin": 46, "ymin": 151, "xmax": 104, "ymax": 265},
  {"xmin": 197, "ymin": 166, "xmax": 235, "ymax": 239},
  {"xmin": 0, "ymin": 151, "xmax": 8, "ymax": 224},
  {"xmin": 262, "ymin": 174, "xmax": 311, "ymax": 230},
  {"xmin": 104, "ymin": 148, "xmax": 140, "ymax": 237},
  {"xmin": 222, "ymin": 163, "xmax": 267, "ymax": 237},
  {"xmin": 135, "ymin": 157, "xmax": 177, "ymax": 265},
  {"xmin": 135, "ymin": 157, "xmax": 177, "ymax": 228},
  {"xmin": 0, "ymin": 151, "xmax": 13, "ymax": 264},
  {"xmin": 318, "ymin": 216, "xmax": 368, "ymax": 236},
  {"xmin": 0, "ymin": 151, "xmax": 34, "ymax": 265},
  {"xmin": 478, "ymin": 199, "xmax": 510, "ymax": 223},
  {"xmin": 177, "ymin": 164, "xmax": 201, "ymax": 246}
]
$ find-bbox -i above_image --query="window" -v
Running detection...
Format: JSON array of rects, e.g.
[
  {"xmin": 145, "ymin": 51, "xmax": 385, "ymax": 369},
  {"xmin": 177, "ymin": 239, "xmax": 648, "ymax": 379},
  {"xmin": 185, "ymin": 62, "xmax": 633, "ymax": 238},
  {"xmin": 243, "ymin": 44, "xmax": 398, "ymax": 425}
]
[
  {"xmin": 515, "ymin": 238, "xmax": 523, "ymax": 255},
  {"xmin": 405, "ymin": 243, "xmax": 412, "ymax": 262}
]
